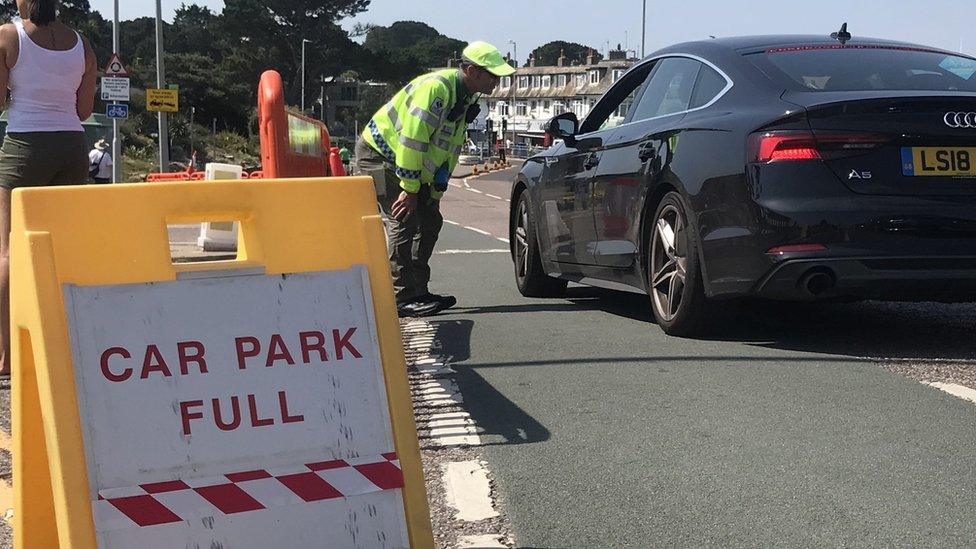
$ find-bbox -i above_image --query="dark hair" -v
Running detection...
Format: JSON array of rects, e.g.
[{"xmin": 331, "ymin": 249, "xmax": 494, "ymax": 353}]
[{"xmin": 27, "ymin": 0, "xmax": 58, "ymax": 25}]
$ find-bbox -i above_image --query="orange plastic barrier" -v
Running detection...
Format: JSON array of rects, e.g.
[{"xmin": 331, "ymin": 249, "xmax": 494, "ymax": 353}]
[
  {"xmin": 329, "ymin": 147, "xmax": 346, "ymax": 177},
  {"xmin": 146, "ymin": 172, "xmax": 190, "ymax": 182},
  {"xmin": 258, "ymin": 70, "xmax": 334, "ymax": 178}
]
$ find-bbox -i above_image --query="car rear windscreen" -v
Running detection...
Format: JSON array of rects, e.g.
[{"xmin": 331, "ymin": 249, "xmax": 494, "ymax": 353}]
[{"xmin": 749, "ymin": 45, "xmax": 976, "ymax": 92}]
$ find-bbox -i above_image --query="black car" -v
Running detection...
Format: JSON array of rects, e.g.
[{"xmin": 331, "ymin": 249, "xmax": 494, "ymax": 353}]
[{"xmin": 509, "ymin": 31, "xmax": 976, "ymax": 335}]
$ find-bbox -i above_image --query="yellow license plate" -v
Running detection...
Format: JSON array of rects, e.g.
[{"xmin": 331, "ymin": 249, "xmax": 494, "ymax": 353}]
[{"xmin": 902, "ymin": 147, "xmax": 976, "ymax": 176}]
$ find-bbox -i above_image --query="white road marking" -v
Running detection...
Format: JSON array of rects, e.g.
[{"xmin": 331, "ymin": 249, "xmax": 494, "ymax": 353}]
[
  {"xmin": 443, "ymin": 461, "xmax": 500, "ymax": 522},
  {"xmin": 925, "ymin": 382, "xmax": 976, "ymax": 405},
  {"xmin": 485, "ymin": 194, "xmax": 503, "ymax": 200},
  {"xmin": 435, "ymin": 249, "xmax": 509, "ymax": 255},
  {"xmin": 444, "ymin": 219, "xmax": 460, "ymax": 226},
  {"xmin": 403, "ymin": 319, "xmax": 507, "ymax": 543},
  {"xmin": 496, "ymin": 237, "xmax": 509, "ymax": 244},
  {"xmin": 464, "ymin": 226, "xmax": 491, "ymax": 236},
  {"xmin": 468, "ymin": 188, "xmax": 483, "ymax": 194}
]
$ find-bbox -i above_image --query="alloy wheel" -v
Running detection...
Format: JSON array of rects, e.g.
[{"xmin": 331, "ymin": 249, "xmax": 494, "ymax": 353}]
[
  {"xmin": 514, "ymin": 199, "xmax": 529, "ymax": 280},
  {"xmin": 650, "ymin": 204, "xmax": 688, "ymax": 322}
]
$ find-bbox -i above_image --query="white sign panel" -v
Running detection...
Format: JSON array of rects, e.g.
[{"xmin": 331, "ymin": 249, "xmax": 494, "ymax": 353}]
[
  {"xmin": 64, "ymin": 268, "xmax": 409, "ymax": 548},
  {"xmin": 198, "ymin": 163, "xmax": 244, "ymax": 251},
  {"xmin": 100, "ymin": 77, "xmax": 130, "ymax": 101}
]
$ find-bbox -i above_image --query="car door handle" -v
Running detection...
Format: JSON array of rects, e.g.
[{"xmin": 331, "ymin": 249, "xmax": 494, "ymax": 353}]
[
  {"xmin": 638, "ymin": 142, "xmax": 656, "ymax": 162},
  {"xmin": 583, "ymin": 154, "xmax": 600, "ymax": 170}
]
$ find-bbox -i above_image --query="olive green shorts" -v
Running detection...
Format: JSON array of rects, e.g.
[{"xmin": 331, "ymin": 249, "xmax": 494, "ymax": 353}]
[{"xmin": 0, "ymin": 131, "xmax": 89, "ymax": 189}]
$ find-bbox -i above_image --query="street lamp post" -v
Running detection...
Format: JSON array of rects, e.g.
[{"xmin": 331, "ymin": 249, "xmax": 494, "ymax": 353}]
[
  {"xmin": 301, "ymin": 38, "xmax": 312, "ymax": 113},
  {"xmin": 112, "ymin": 0, "xmax": 120, "ymax": 182},
  {"xmin": 508, "ymin": 40, "xmax": 517, "ymax": 150},
  {"xmin": 641, "ymin": 0, "xmax": 647, "ymax": 58},
  {"xmin": 154, "ymin": 0, "xmax": 169, "ymax": 172}
]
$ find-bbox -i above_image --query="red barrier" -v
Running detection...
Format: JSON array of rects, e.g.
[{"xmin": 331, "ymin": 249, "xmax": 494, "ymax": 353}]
[
  {"xmin": 146, "ymin": 172, "xmax": 190, "ymax": 182},
  {"xmin": 328, "ymin": 147, "xmax": 346, "ymax": 177},
  {"xmin": 258, "ymin": 70, "xmax": 334, "ymax": 178},
  {"xmin": 144, "ymin": 73, "xmax": 337, "ymax": 183}
]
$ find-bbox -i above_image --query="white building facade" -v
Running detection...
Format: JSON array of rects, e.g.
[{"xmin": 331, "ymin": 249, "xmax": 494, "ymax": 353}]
[{"xmin": 482, "ymin": 48, "xmax": 637, "ymax": 147}]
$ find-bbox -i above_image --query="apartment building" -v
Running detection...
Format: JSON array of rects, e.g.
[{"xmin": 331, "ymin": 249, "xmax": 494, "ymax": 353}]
[{"xmin": 482, "ymin": 47, "xmax": 638, "ymax": 146}]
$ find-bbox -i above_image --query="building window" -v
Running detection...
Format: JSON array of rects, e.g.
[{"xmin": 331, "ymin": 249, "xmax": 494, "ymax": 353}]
[
  {"xmin": 515, "ymin": 102, "xmax": 527, "ymax": 116},
  {"xmin": 541, "ymin": 75, "xmax": 551, "ymax": 88},
  {"xmin": 576, "ymin": 73, "xmax": 586, "ymax": 87},
  {"xmin": 497, "ymin": 101, "xmax": 509, "ymax": 116},
  {"xmin": 589, "ymin": 70, "xmax": 600, "ymax": 84},
  {"xmin": 612, "ymin": 69, "xmax": 623, "ymax": 82},
  {"xmin": 532, "ymin": 75, "xmax": 541, "ymax": 88},
  {"xmin": 500, "ymin": 76, "xmax": 511, "ymax": 88},
  {"xmin": 557, "ymin": 74, "xmax": 567, "ymax": 87},
  {"xmin": 518, "ymin": 75, "xmax": 529, "ymax": 89},
  {"xmin": 543, "ymin": 100, "xmax": 551, "ymax": 110},
  {"xmin": 553, "ymin": 101, "xmax": 566, "ymax": 113},
  {"xmin": 340, "ymin": 86, "xmax": 357, "ymax": 101}
]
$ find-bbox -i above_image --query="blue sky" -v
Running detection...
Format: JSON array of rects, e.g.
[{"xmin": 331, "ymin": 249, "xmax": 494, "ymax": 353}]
[{"xmin": 90, "ymin": 0, "xmax": 976, "ymax": 61}]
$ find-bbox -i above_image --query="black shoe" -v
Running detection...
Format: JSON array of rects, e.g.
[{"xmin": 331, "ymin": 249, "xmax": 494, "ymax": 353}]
[
  {"xmin": 397, "ymin": 300, "xmax": 440, "ymax": 318},
  {"xmin": 414, "ymin": 293, "xmax": 457, "ymax": 310}
]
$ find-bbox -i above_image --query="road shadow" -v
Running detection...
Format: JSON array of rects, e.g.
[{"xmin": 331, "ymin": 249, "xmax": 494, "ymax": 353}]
[
  {"xmin": 704, "ymin": 298, "xmax": 976, "ymax": 361},
  {"xmin": 528, "ymin": 285, "xmax": 976, "ymax": 362},
  {"xmin": 427, "ymin": 319, "xmax": 550, "ymax": 446},
  {"xmin": 451, "ymin": 286, "xmax": 653, "ymax": 322}
]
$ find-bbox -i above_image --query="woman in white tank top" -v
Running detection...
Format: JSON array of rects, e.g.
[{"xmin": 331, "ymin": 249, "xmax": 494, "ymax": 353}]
[{"xmin": 0, "ymin": 0, "xmax": 97, "ymax": 375}]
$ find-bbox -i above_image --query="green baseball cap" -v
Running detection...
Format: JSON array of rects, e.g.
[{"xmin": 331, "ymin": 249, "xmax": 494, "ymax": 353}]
[{"xmin": 462, "ymin": 41, "xmax": 516, "ymax": 77}]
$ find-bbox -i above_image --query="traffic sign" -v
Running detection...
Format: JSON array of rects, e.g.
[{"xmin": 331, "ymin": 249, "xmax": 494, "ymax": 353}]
[
  {"xmin": 10, "ymin": 178, "xmax": 434, "ymax": 548},
  {"xmin": 104, "ymin": 53, "xmax": 128, "ymax": 76},
  {"xmin": 106, "ymin": 103, "xmax": 128, "ymax": 119},
  {"xmin": 100, "ymin": 76, "xmax": 130, "ymax": 101},
  {"xmin": 146, "ymin": 88, "xmax": 178, "ymax": 112}
]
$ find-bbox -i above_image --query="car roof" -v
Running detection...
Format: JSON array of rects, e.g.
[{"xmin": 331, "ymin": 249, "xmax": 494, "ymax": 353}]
[{"xmin": 647, "ymin": 34, "xmax": 958, "ymax": 58}]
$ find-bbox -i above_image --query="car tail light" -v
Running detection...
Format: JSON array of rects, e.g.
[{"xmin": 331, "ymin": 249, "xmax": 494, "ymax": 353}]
[
  {"xmin": 748, "ymin": 131, "xmax": 890, "ymax": 163},
  {"xmin": 766, "ymin": 243, "xmax": 829, "ymax": 254}
]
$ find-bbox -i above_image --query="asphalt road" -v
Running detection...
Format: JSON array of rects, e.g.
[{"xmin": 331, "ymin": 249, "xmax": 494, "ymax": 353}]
[{"xmin": 435, "ymin": 167, "xmax": 976, "ymax": 548}]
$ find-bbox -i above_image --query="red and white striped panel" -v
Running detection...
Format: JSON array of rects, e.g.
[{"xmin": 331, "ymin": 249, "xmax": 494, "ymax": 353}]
[{"xmin": 93, "ymin": 453, "xmax": 403, "ymax": 532}]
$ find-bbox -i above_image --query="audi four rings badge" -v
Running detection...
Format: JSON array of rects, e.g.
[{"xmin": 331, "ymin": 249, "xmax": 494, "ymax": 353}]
[{"xmin": 944, "ymin": 112, "xmax": 976, "ymax": 128}]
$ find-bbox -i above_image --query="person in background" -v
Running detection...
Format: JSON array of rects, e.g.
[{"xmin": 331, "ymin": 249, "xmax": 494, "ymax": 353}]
[
  {"xmin": 338, "ymin": 144, "xmax": 351, "ymax": 174},
  {"xmin": 88, "ymin": 138, "xmax": 112, "ymax": 183},
  {"xmin": 0, "ymin": 0, "xmax": 98, "ymax": 376}
]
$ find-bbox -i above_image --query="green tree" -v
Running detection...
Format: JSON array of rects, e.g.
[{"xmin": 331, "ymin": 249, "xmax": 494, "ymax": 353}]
[
  {"xmin": 220, "ymin": 0, "xmax": 372, "ymax": 109},
  {"xmin": 529, "ymin": 40, "xmax": 603, "ymax": 67},
  {"xmin": 364, "ymin": 21, "xmax": 465, "ymax": 81}
]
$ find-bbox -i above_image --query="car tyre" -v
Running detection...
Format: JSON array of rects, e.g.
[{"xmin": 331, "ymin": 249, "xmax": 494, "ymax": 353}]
[
  {"xmin": 513, "ymin": 191, "xmax": 567, "ymax": 297},
  {"xmin": 647, "ymin": 191, "xmax": 712, "ymax": 336}
]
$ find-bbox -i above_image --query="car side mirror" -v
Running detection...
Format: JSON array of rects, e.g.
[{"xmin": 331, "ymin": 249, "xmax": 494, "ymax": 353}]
[{"xmin": 545, "ymin": 113, "xmax": 579, "ymax": 145}]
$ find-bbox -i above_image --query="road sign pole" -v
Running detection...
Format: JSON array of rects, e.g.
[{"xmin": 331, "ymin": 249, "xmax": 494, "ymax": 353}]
[
  {"xmin": 155, "ymin": 0, "xmax": 170, "ymax": 172},
  {"xmin": 112, "ymin": 0, "xmax": 121, "ymax": 183}
]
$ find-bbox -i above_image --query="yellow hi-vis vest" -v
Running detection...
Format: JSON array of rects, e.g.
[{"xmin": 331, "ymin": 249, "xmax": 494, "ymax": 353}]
[{"xmin": 362, "ymin": 69, "xmax": 477, "ymax": 197}]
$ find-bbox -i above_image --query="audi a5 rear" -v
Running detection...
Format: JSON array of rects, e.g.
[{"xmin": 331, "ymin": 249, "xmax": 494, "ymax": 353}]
[{"xmin": 509, "ymin": 29, "xmax": 976, "ymax": 335}]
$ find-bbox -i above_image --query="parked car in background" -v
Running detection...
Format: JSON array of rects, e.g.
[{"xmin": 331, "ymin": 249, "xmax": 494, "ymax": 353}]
[{"xmin": 510, "ymin": 31, "xmax": 976, "ymax": 335}]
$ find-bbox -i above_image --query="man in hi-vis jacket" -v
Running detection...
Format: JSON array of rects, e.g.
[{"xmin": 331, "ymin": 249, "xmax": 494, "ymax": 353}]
[{"xmin": 356, "ymin": 41, "xmax": 514, "ymax": 317}]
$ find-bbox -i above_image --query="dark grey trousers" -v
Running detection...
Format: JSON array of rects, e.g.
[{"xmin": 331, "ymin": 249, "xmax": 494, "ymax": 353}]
[{"xmin": 355, "ymin": 137, "xmax": 443, "ymax": 305}]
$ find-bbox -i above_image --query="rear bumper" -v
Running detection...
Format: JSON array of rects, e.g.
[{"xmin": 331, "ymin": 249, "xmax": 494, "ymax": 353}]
[{"xmin": 754, "ymin": 255, "xmax": 976, "ymax": 302}]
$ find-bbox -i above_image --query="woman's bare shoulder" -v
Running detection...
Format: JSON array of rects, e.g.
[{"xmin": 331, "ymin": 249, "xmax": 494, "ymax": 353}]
[{"xmin": 0, "ymin": 23, "xmax": 17, "ymax": 50}]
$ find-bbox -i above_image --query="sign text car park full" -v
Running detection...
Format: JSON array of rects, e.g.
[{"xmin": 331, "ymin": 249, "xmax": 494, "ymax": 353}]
[{"xmin": 64, "ymin": 269, "xmax": 411, "ymax": 546}]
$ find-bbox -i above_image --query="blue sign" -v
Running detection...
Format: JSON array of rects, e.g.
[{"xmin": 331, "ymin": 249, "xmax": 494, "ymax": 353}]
[{"xmin": 106, "ymin": 104, "xmax": 129, "ymax": 119}]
